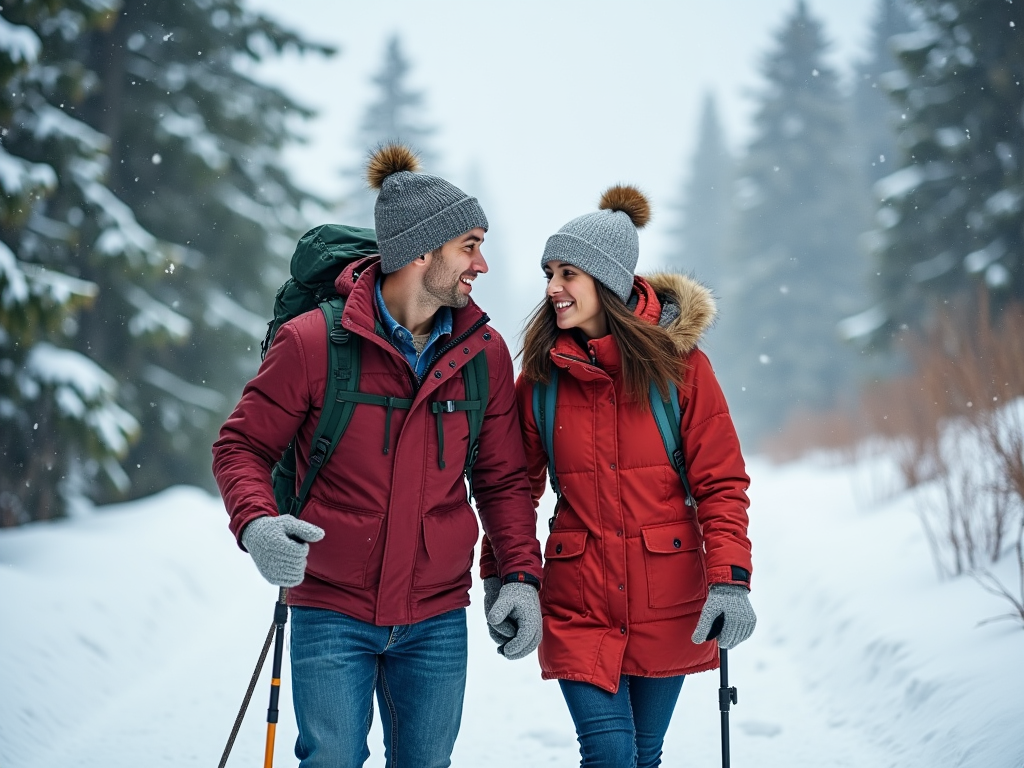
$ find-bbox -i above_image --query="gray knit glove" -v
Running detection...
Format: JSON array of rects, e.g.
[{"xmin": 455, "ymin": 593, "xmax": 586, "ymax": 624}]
[
  {"xmin": 486, "ymin": 581, "xmax": 542, "ymax": 660},
  {"xmin": 692, "ymin": 584, "xmax": 757, "ymax": 650},
  {"xmin": 483, "ymin": 576, "xmax": 516, "ymax": 645},
  {"xmin": 240, "ymin": 515, "xmax": 325, "ymax": 587}
]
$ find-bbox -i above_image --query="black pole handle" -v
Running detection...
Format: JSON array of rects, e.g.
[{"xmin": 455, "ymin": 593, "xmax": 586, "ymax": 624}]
[
  {"xmin": 706, "ymin": 613, "xmax": 738, "ymax": 768},
  {"xmin": 718, "ymin": 646, "xmax": 738, "ymax": 768}
]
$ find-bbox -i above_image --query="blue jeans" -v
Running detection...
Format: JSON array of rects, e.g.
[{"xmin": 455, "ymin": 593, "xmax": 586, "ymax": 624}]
[
  {"xmin": 290, "ymin": 606, "xmax": 468, "ymax": 768},
  {"xmin": 559, "ymin": 675, "xmax": 686, "ymax": 768}
]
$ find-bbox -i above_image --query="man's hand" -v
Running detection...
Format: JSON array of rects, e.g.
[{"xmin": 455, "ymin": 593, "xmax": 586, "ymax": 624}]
[
  {"xmin": 691, "ymin": 584, "xmax": 756, "ymax": 649},
  {"xmin": 241, "ymin": 515, "xmax": 325, "ymax": 587},
  {"xmin": 486, "ymin": 581, "xmax": 542, "ymax": 660},
  {"xmin": 483, "ymin": 576, "xmax": 516, "ymax": 645}
]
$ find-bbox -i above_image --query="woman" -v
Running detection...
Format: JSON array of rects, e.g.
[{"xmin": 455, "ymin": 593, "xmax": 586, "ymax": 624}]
[{"xmin": 482, "ymin": 185, "xmax": 756, "ymax": 768}]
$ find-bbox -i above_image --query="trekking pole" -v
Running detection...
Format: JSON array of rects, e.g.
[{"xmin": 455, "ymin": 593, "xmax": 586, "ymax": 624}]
[
  {"xmin": 263, "ymin": 587, "xmax": 289, "ymax": 768},
  {"xmin": 217, "ymin": 598, "xmax": 280, "ymax": 768},
  {"xmin": 718, "ymin": 646, "xmax": 738, "ymax": 768}
]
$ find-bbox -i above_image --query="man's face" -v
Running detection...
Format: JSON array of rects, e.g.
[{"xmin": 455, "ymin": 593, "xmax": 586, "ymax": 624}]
[{"xmin": 422, "ymin": 227, "xmax": 489, "ymax": 309}]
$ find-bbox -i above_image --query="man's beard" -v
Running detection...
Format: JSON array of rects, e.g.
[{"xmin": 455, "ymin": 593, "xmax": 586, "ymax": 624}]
[{"xmin": 423, "ymin": 251, "xmax": 470, "ymax": 309}]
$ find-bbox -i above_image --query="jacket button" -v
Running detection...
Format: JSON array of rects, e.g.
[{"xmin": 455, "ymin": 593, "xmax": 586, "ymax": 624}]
[
  {"xmin": 610, "ymin": 463, "xmax": 616, "ymax": 470},
  {"xmin": 463, "ymin": 347, "xmax": 470, "ymax": 354},
  {"xmin": 618, "ymin": 584, "xmax": 624, "ymax": 591},
  {"xmin": 483, "ymin": 332, "xmax": 492, "ymax": 341},
  {"xmin": 673, "ymin": 538, "xmax": 681, "ymax": 548},
  {"xmin": 449, "ymin": 361, "xmax": 456, "ymax": 368},
  {"xmin": 620, "ymin": 626, "xmax": 627, "ymax": 635},
  {"xmin": 616, "ymin": 530, "xmax": 622, "ymax": 537},
  {"xmin": 434, "ymin": 371, "xmax": 442, "ymax": 379},
  {"xmin": 555, "ymin": 543, "xmax": 562, "ymax": 554}
]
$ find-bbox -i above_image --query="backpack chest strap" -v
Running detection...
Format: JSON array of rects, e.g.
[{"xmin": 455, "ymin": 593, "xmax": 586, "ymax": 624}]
[{"xmin": 335, "ymin": 391, "xmax": 413, "ymax": 455}]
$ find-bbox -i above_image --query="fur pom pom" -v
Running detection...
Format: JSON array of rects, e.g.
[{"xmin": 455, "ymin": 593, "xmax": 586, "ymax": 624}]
[
  {"xmin": 366, "ymin": 144, "xmax": 420, "ymax": 190},
  {"xmin": 598, "ymin": 185, "xmax": 651, "ymax": 229}
]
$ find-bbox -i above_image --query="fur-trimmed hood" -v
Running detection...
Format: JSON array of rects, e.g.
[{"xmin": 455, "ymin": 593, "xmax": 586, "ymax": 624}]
[{"xmin": 639, "ymin": 272, "xmax": 717, "ymax": 355}]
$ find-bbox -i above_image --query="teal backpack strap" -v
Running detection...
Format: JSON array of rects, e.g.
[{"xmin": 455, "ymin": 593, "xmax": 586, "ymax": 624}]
[
  {"xmin": 460, "ymin": 352, "xmax": 489, "ymax": 500},
  {"xmin": 532, "ymin": 366, "xmax": 561, "ymax": 497},
  {"xmin": 290, "ymin": 298, "xmax": 361, "ymax": 516},
  {"xmin": 649, "ymin": 380, "xmax": 697, "ymax": 510}
]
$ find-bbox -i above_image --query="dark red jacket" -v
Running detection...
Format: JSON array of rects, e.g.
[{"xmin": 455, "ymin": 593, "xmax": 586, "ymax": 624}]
[
  {"xmin": 213, "ymin": 257, "xmax": 542, "ymax": 626},
  {"xmin": 483, "ymin": 273, "xmax": 752, "ymax": 693}
]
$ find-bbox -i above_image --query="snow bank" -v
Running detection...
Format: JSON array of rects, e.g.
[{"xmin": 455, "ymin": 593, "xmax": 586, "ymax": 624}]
[{"xmin": 1, "ymin": 457, "xmax": 1022, "ymax": 767}]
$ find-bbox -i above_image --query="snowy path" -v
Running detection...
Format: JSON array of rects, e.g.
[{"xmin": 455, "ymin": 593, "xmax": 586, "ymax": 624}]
[{"xmin": 2, "ymin": 457, "xmax": 1022, "ymax": 767}]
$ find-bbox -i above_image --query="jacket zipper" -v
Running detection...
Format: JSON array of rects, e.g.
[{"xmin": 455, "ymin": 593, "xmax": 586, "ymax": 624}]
[
  {"xmin": 423, "ymin": 314, "xmax": 491, "ymax": 377},
  {"xmin": 554, "ymin": 352, "xmax": 594, "ymax": 369},
  {"xmin": 366, "ymin": 313, "xmax": 491, "ymax": 394}
]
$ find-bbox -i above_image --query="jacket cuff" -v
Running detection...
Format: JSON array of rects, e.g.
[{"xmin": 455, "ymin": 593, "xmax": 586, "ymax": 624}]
[
  {"xmin": 502, "ymin": 571, "xmax": 541, "ymax": 591},
  {"xmin": 708, "ymin": 564, "xmax": 751, "ymax": 589},
  {"xmin": 231, "ymin": 510, "xmax": 273, "ymax": 552}
]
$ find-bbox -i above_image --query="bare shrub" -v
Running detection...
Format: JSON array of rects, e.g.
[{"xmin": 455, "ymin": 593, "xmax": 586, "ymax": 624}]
[
  {"xmin": 761, "ymin": 405, "xmax": 863, "ymax": 465},
  {"xmin": 974, "ymin": 517, "xmax": 1024, "ymax": 630},
  {"xmin": 764, "ymin": 292, "xmax": 1024, "ymax": 617},
  {"xmin": 881, "ymin": 294, "xmax": 1024, "ymax": 577}
]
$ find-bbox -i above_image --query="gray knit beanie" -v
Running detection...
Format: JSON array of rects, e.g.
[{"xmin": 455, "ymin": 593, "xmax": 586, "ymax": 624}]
[
  {"xmin": 541, "ymin": 185, "xmax": 651, "ymax": 302},
  {"xmin": 367, "ymin": 144, "xmax": 488, "ymax": 273}
]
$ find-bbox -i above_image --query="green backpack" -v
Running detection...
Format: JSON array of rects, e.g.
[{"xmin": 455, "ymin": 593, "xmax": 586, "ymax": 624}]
[
  {"xmin": 533, "ymin": 368, "xmax": 696, "ymax": 531},
  {"xmin": 262, "ymin": 224, "xmax": 490, "ymax": 518}
]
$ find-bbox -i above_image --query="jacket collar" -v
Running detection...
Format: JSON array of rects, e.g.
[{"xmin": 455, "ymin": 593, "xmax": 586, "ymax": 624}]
[
  {"xmin": 336, "ymin": 256, "xmax": 487, "ymax": 341},
  {"xmin": 548, "ymin": 273, "xmax": 715, "ymax": 381},
  {"xmin": 334, "ymin": 256, "xmax": 491, "ymax": 399}
]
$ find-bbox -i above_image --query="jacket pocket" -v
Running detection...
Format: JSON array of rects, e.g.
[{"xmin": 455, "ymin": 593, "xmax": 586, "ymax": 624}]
[
  {"xmin": 641, "ymin": 521, "xmax": 707, "ymax": 609},
  {"xmin": 542, "ymin": 529, "xmax": 588, "ymax": 617},
  {"xmin": 415, "ymin": 502, "xmax": 479, "ymax": 589},
  {"xmin": 301, "ymin": 499, "xmax": 385, "ymax": 589}
]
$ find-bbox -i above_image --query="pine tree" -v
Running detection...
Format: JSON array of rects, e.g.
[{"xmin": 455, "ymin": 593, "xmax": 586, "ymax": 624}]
[
  {"xmin": 1, "ymin": 2, "xmax": 162, "ymax": 524},
  {"xmin": 666, "ymin": 93, "xmax": 733, "ymax": 293},
  {"xmin": 74, "ymin": 0, "xmax": 334, "ymax": 501},
  {"xmin": 871, "ymin": 0, "xmax": 1024, "ymax": 334},
  {"xmin": 716, "ymin": 1, "xmax": 869, "ymax": 443},
  {"xmin": 343, "ymin": 35, "xmax": 438, "ymax": 228},
  {"xmin": 853, "ymin": 0, "xmax": 915, "ymax": 188}
]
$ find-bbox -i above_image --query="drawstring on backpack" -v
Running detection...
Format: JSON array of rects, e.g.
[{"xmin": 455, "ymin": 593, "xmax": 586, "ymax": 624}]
[{"xmin": 431, "ymin": 399, "xmax": 482, "ymax": 470}]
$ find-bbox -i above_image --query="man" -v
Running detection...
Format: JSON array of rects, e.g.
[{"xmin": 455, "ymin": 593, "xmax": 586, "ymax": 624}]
[{"xmin": 212, "ymin": 144, "xmax": 543, "ymax": 768}]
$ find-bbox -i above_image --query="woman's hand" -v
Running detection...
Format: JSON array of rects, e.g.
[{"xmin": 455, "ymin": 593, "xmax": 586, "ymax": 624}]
[{"xmin": 691, "ymin": 584, "xmax": 757, "ymax": 649}]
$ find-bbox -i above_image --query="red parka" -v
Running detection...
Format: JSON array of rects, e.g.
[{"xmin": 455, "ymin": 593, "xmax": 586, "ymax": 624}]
[
  {"xmin": 213, "ymin": 257, "xmax": 542, "ymax": 626},
  {"xmin": 483, "ymin": 273, "xmax": 752, "ymax": 693}
]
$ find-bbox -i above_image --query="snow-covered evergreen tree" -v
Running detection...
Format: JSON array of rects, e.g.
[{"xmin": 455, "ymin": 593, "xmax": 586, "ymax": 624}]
[
  {"xmin": 716, "ymin": 1, "xmax": 869, "ymax": 443},
  {"xmin": 665, "ymin": 93, "xmax": 733, "ymax": 296},
  {"xmin": 869, "ymin": 0, "xmax": 1024, "ymax": 336},
  {"xmin": 342, "ymin": 35, "xmax": 438, "ymax": 228},
  {"xmin": 1, "ymin": 2, "xmax": 159, "ymax": 524},
  {"xmin": 74, "ymin": 0, "xmax": 334, "ymax": 501},
  {"xmin": 853, "ymin": 0, "xmax": 915, "ymax": 188}
]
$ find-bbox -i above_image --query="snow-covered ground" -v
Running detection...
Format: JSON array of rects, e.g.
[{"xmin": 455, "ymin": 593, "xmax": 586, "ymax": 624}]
[{"xmin": 2, "ymin": 453, "xmax": 1023, "ymax": 768}]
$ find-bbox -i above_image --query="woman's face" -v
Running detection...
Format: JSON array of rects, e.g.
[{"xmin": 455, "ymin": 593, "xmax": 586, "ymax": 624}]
[{"xmin": 544, "ymin": 260, "xmax": 607, "ymax": 338}]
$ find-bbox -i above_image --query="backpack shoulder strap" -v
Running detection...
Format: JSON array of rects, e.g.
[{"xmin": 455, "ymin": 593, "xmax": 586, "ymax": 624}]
[
  {"xmin": 532, "ymin": 366, "xmax": 561, "ymax": 498},
  {"xmin": 461, "ymin": 350, "xmax": 489, "ymax": 500},
  {"xmin": 649, "ymin": 380, "xmax": 697, "ymax": 509},
  {"xmin": 291, "ymin": 297, "xmax": 361, "ymax": 516}
]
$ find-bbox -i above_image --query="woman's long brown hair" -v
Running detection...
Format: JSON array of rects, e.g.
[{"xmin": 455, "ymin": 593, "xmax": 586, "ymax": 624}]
[{"xmin": 520, "ymin": 280, "xmax": 686, "ymax": 408}]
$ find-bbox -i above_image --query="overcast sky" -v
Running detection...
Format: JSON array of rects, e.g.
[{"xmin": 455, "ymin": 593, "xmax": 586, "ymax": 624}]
[{"xmin": 246, "ymin": 0, "xmax": 879, "ymax": 332}]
